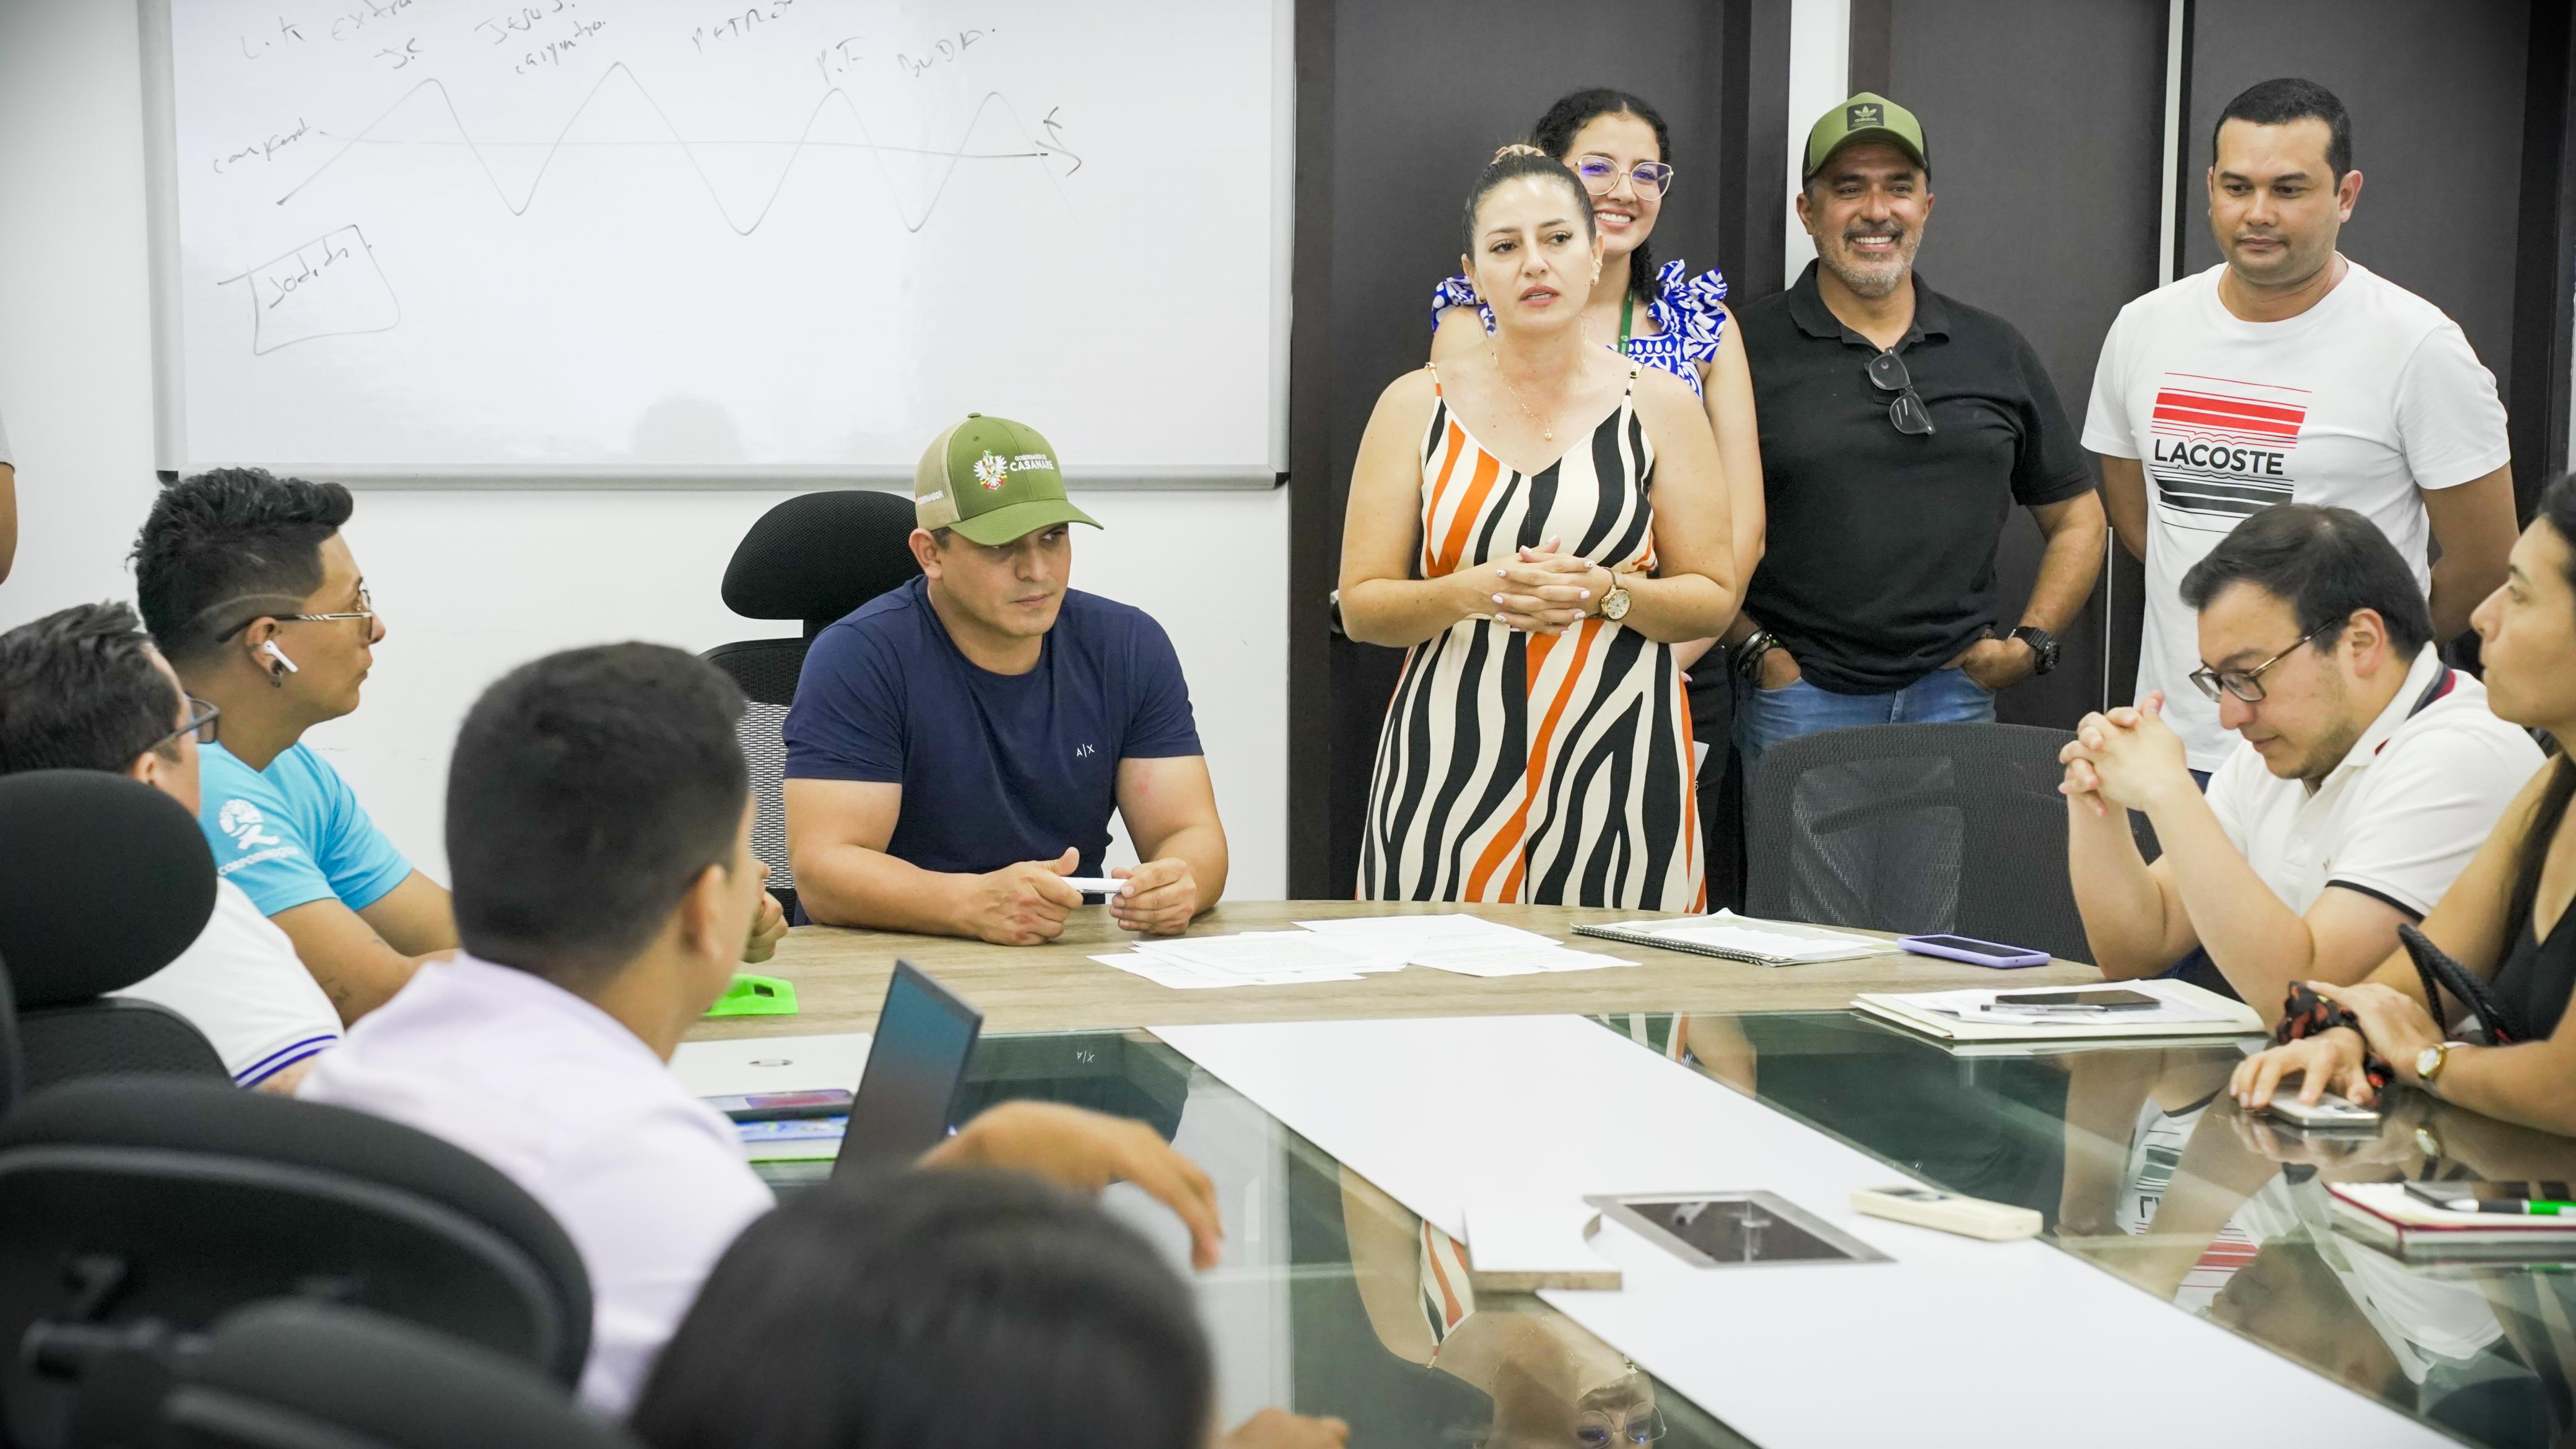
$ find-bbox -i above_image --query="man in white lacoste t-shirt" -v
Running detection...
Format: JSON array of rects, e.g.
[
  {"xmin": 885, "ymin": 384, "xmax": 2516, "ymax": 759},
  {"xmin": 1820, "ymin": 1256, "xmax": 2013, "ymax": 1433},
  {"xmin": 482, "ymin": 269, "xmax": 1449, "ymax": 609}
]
[
  {"xmin": 0, "ymin": 603, "xmax": 341, "ymax": 1090},
  {"xmin": 2085, "ymin": 77, "xmax": 2517, "ymax": 775},
  {"xmin": 2059, "ymin": 506, "xmax": 2540, "ymax": 1017}
]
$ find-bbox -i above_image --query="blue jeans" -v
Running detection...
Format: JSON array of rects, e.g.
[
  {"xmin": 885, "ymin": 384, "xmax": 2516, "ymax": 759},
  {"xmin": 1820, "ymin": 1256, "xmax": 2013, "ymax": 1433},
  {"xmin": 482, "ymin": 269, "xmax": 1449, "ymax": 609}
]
[{"xmin": 1733, "ymin": 666, "xmax": 1996, "ymax": 785}]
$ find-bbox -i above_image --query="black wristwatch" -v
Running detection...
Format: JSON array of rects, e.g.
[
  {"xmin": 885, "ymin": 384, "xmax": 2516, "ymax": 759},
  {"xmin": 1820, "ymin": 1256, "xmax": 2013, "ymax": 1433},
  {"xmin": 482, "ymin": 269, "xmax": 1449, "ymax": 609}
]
[
  {"xmin": 1733, "ymin": 629, "xmax": 1780, "ymax": 684},
  {"xmin": 2010, "ymin": 625, "xmax": 2060, "ymax": 676}
]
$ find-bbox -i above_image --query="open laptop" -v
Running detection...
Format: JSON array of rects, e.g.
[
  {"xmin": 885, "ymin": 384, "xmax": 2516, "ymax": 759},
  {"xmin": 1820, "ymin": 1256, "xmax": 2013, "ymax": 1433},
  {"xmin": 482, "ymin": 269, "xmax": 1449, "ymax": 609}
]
[
  {"xmin": 834, "ymin": 959, "xmax": 984, "ymax": 1175},
  {"xmin": 721, "ymin": 959, "xmax": 983, "ymax": 1191}
]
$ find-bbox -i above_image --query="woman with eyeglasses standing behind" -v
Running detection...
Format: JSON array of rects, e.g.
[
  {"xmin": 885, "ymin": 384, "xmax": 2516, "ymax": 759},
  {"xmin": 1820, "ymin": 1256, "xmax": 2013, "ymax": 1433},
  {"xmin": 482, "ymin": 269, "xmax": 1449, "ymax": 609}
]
[
  {"xmin": 1341, "ymin": 146, "xmax": 1738, "ymax": 910},
  {"xmin": 1430, "ymin": 89, "xmax": 1762, "ymax": 898}
]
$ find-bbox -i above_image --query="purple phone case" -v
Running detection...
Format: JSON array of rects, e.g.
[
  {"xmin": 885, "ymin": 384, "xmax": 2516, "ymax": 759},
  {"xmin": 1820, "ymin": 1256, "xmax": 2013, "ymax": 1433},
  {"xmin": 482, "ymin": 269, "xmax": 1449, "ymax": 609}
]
[{"xmin": 1896, "ymin": 935, "xmax": 2051, "ymax": 969}]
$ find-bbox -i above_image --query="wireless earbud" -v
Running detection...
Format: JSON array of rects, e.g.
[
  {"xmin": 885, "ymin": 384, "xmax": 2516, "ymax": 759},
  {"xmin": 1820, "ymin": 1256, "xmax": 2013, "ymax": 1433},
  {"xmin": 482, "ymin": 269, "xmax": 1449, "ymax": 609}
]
[{"xmin": 260, "ymin": 641, "xmax": 299, "ymax": 675}]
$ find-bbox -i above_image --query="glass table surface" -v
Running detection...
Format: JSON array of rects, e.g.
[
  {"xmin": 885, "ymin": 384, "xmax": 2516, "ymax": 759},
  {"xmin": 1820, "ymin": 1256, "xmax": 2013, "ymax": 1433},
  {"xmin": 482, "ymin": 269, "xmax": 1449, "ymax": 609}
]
[{"xmin": 758, "ymin": 1012, "xmax": 2576, "ymax": 1448}]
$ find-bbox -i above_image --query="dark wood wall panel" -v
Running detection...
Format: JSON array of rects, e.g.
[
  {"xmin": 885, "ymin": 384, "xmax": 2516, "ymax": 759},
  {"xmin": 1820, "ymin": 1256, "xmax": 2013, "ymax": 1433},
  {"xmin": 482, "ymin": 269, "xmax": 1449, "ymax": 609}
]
[{"xmin": 1884, "ymin": 0, "xmax": 2169, "ymax": 723}]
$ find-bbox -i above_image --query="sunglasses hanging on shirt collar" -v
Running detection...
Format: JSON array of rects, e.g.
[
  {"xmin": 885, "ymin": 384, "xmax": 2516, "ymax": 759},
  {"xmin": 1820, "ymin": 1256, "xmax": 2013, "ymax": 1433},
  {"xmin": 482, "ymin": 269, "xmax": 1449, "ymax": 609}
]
[{"xmin": 1866, "ymin": 350, "xmax": 1934, "ymax": 437}]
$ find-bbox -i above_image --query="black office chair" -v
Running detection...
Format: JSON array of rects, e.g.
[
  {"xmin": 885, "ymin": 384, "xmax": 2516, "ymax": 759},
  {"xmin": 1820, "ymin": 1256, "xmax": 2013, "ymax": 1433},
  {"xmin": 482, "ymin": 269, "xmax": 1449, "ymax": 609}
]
[
  {"xmin": 1744, "ymin": 722, "xmax": 2093, "ymax": 964},
  {"xmin": 0, "ymin": 1077, "xmax": 592, "ymax": 1448},
  {"xmin": 704, "ymin": 489, "xmax": 925, "ymax": 915},
  {"xmin": 152, "ymin": 1301, "xmax": 638, "ymax": 1449},
  {"xmin": 0, "ymin": 772, "xmax": 228, "ymax": 1091}
]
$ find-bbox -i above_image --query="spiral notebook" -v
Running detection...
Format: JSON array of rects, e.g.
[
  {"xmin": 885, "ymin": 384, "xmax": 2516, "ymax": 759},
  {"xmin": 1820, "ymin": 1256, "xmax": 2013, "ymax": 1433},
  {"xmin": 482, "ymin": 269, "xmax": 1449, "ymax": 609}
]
[{"xmin": 1572, "ymin": 911, "xmax": 1904, "ymax": 966}]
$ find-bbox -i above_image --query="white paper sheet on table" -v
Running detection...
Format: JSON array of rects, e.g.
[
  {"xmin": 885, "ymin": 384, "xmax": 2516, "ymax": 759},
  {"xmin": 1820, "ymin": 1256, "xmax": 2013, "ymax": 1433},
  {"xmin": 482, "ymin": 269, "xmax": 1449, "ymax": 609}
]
[
  {"xmin": 1409, "ymin": 944, "xmax": 1636, "ymax": 977},
  {"xmin": 1092, "ymin": 954, "xmax": 1366, "ymax": 990},
  {"xmin": 1136, "ymin": 932, "xmax": 1405, "ymax": 975},
  {"xmin": 1292, "ymin": 915, "xmax": 1557, "ymax": 951}
]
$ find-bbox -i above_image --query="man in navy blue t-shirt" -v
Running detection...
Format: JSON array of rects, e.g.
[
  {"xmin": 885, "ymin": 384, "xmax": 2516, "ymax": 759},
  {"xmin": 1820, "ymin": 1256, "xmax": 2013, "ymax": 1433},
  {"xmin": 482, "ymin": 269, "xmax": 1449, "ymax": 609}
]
[{"xmin": 783, "ymin": 415, "xmax": 1229, "ymax": 945}]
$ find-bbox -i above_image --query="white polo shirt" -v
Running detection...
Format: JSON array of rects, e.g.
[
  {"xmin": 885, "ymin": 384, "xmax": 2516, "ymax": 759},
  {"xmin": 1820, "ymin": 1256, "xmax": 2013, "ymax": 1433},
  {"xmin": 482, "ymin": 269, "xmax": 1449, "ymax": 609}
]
[
  {"xmin": 2204, "ymin": 645, "xmax": 2543, "ymax": 920},
  {"xmin": 299, "ymin": 955, "xmax": 773, "ymax": 1416},
  {"xmin": 111, "ymin": 877, "xmax": 341, "ymax": 1087}
]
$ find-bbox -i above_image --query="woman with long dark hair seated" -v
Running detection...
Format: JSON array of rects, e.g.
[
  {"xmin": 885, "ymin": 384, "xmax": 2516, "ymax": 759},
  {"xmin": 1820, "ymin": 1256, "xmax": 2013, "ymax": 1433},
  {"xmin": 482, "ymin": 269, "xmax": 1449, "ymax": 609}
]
[{"xmin": 2235, "ymin": 474, "xmax": 2576, "ymax": 1134}]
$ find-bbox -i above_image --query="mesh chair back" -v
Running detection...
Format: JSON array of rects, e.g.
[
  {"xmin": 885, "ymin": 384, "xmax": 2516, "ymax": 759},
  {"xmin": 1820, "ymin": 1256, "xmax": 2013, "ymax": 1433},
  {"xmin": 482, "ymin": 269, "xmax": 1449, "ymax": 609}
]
[
  {"xmin": 703, "ymin": 641, "xmax": 806, "ymax": 903},
  {"xmin": 1744, "ymin": 723, "xmax": 2091, "ymax": 964},
  {"xmin": 707, "ymin": 491, "xmax": 923, "ymax": 908},
  {"xmin": 20, "ymin": 1000, "xmax": 225, "ymax": 1095},
  {"xmin": 0, "ymin": 1079, "xmax": 591, "ymax": 1448},
  {"xmin": 160, "ymin": 1302, "xmax": 639, "ymax": 1449}
]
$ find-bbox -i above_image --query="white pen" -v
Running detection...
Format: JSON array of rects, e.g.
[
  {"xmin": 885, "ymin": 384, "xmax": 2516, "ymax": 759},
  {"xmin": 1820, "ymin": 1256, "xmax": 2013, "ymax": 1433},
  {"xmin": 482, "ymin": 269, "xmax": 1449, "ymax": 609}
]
[{"xmin": 1061, "ymin": 876, "xmax": 1128, "ymax": 896}]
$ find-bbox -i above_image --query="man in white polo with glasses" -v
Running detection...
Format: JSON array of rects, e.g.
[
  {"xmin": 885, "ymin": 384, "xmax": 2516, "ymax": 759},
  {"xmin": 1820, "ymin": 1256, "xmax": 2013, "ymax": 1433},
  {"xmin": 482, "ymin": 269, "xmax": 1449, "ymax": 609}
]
[{"xmin": 2058, "ymin": 505, "xmax": 2538, "ymax": 1014}]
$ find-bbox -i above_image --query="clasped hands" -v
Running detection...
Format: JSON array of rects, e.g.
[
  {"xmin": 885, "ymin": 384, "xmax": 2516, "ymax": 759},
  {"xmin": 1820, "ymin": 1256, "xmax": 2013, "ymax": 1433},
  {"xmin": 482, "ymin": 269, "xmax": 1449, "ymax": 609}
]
[
  {"xmin": 974, "ymin": 848, "xmax": 1199, "ymax": 946},
  {"xmin": 1481, "ymin": 534, "xmax": 1615, "ymax": 635},
  {"xmin": 2057, "ymin": 692, "xmax": 2197, "ymax": 817}
]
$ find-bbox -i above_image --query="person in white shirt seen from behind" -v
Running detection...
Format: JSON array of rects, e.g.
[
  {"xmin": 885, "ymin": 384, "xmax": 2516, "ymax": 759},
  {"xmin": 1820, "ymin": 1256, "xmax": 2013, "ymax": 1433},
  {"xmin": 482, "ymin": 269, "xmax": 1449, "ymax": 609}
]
[
  {"xmin": 2061, "ymin": 505, "xmax": 2539, "ymax": 1017},
  {"xmin": 302, "ymin": 643, "xmax": 1346, "ymax": 1449},
  {"xmin": 0, "ymin": 603, "xmax": 342, "ymax": 1092},
  {"xmin": 2085, "ymin": 77, "xmax": 2518, "ymax": 783}
]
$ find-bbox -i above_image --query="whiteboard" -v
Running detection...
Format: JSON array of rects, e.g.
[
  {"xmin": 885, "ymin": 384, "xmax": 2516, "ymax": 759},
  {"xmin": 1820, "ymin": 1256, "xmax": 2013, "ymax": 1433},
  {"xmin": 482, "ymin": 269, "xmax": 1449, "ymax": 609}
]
[{"xmin": 142, "ymin": 0, "xmax": 1290, "ymax": 484}]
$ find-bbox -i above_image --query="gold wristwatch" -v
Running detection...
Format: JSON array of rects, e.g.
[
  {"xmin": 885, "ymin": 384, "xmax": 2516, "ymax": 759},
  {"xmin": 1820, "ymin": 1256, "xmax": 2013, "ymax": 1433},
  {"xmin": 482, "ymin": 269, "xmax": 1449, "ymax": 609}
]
[
  {"xmin": 2416, "ymin": 1040, "xmax": 2458, "ymax": 1091},
  {"xmin": 1598, "ymin": 575, "xmax": 1632, "ymax": 623}
]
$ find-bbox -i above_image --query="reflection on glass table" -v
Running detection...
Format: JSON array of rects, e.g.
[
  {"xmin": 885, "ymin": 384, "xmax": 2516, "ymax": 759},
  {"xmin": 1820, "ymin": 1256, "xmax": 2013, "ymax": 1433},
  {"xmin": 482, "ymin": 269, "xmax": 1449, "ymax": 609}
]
[
  {"xmin": 1595, "ymin": 1009, "xmax": 2576, "ymax": 1449},
  {"xmin": 758, "ymin": 1030, "xmax": 1754, "ymax": 1449}
]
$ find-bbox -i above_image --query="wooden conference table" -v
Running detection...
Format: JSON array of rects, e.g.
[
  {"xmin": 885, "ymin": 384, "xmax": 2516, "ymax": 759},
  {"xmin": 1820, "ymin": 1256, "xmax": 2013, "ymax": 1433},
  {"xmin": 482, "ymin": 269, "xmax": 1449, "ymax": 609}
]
[{"xmin": 682, "ymin": 898, "xmax": 2104, "ymax": 1042}]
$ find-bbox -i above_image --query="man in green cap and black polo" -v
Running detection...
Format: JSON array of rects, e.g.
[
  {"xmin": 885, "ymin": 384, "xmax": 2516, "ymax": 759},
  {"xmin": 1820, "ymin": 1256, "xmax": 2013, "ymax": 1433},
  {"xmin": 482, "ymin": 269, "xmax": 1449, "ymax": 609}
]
[
  {"xmin": 781, "ymin": 414, "xmax": 1228, "ymax": 945},
  {"xmin": 1720, "ymin": 92, "xmax": 2105, "ymax": 786}
]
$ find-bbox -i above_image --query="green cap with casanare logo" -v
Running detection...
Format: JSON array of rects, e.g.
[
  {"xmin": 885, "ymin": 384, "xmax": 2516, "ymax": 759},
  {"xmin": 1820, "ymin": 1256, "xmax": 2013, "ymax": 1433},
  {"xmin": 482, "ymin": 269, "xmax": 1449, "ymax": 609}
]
[
  {"xmin": 1803, "ymin": 91, "xmax": 1929, "ymax": 180},
  {"xmin": 913, "ymin": 413, "xmax": 1101, "ymax": 546}
]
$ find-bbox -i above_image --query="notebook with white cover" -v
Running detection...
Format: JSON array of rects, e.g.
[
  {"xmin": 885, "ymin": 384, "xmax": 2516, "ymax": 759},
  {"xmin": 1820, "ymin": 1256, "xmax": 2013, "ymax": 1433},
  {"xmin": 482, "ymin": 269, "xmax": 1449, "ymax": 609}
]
[
  {"xmin": 1573, "ymin": 910, "xmax": 1903, "ymax": 965},
  {"xmin": 1852, "ymin": 978, "xmax": 2263, "ymax": 1042},
  {"xmin": 2328, "ymin": 1181, "xmax": 2576, "ymax": 1263}
]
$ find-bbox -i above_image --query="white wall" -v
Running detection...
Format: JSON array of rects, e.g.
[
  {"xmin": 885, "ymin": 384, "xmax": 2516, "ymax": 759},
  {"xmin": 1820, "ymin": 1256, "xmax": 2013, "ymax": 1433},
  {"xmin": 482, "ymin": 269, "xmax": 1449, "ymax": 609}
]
[
  {"xmin": 0, "ymin": 0, "xmax": 1288, "ymax": 899},
  {"xmin": 1782, "ymin": 0, "xmax": 1852, "ymax": 284}
]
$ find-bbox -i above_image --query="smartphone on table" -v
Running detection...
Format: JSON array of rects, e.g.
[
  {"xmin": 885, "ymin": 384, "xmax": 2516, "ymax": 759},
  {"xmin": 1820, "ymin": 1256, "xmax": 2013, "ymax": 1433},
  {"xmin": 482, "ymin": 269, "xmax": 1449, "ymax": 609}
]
[
  {"xmin": 2261, "ymin": 1091, "xmax": 2383, "ymax": 1130},
  {"xmin": 704, "ymin": 1089, "xmax": 853, "ymax": 1123},
  {"xmin": 1988, "ymin": 988, "xmax": 2160, "ymax": 1011},
  {"xmin": 1898, "ymin": 934, "xmax": 2052, "ymax": 969}
]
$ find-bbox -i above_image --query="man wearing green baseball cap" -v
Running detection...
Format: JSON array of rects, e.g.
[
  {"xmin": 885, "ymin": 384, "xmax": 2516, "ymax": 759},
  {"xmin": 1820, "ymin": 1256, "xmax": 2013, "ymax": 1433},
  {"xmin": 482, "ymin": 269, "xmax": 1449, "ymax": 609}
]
[
  {"xmin": 780, "ymin": 414, "xmax": 1229, "ymax": 946},
  {"xmin": 1721, "ymin": 92, "xmax": 2104, "ymax": 793}
]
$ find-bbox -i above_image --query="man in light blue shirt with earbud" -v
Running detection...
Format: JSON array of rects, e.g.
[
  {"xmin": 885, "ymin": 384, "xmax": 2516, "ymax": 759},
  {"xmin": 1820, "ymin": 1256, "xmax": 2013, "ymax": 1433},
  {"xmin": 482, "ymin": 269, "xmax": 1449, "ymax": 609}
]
[{"xmin": 132, "ymin": 469, "xmax": 796, "ymax": 1024}]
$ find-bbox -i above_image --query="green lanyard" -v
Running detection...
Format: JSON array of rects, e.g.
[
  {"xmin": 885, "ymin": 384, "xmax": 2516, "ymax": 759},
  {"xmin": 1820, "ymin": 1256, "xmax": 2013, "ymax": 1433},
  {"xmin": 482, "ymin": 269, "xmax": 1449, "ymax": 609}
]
[{"xmin": 1617, "ymin": 292, "xmax": 1635, "ymax": 352}]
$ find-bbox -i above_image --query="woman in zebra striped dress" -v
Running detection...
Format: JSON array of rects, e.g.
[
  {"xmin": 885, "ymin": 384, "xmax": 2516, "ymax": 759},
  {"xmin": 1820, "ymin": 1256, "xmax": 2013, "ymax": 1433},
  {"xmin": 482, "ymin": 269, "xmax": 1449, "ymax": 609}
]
[{"xmin": 1339, "ymin": 147, "xmax": 1738, "ymax": 909}]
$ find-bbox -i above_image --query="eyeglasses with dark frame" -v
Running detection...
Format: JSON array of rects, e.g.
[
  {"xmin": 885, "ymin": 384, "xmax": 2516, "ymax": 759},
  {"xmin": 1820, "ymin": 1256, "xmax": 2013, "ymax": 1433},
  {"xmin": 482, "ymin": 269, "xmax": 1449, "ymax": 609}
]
[
  {"xmin": 1866, "ymin": 350, "xmax": 1934, "ymax": 436},
  {"xmin": 1572, "ymin": 154, "xmax": 1677, "ymax": 199},
  {"xmin": 149, "ymin": 697, "xmax": 222, "ymax": 754},
  {"xmin": 2187, "ymin": 621, "xmax": 2340, "ymax": 703},
  {"xmin": 211, "ymin": 587, "xmax": 376, "ymax": 643},
  {"xmin": 1575, "ymin": 1403, "xmax": 1666, "ymax": 1446}
]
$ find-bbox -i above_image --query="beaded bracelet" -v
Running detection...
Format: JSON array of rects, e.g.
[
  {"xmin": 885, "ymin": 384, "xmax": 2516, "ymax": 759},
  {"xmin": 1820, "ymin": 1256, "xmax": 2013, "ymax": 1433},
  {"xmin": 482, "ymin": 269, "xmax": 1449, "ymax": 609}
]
[{"xmin": 2275, "ymin": 983, "xmax": 2395, "ymax": 1092}]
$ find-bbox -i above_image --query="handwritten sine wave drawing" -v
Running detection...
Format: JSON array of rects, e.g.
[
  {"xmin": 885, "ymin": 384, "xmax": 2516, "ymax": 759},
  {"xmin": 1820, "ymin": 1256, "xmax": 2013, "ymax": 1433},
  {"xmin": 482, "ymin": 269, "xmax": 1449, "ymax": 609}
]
[{"xmin": 274, "ymin": 64, "xmax": 1079, "ymax": 236}]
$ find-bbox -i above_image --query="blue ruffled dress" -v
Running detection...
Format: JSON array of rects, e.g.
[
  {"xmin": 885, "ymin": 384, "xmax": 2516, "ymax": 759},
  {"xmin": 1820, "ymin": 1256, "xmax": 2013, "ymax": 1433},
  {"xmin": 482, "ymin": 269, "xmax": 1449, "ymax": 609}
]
[{"xmin": 1429, "ymin": 258, "xmax": 1730, "ymax": 396}]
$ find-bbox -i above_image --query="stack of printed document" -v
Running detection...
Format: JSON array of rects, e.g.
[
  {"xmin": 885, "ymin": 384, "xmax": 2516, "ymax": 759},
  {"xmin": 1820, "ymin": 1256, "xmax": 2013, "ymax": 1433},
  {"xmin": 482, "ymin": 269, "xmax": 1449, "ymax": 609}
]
[
  {"xmin": 1852, "ymin": 978, "xmax": 2264, "ymax": 1042},
  {"xmin": 1092, "ymin": 915, "xmax": 1634, "ymax": 990},
  {"xmin": 1295, "ymin": 914, "xmax": 1635, "ymax": 978},
  {"xmin": 1095, "ymin": 933, "xmax": 1401, "ymax": 990}
]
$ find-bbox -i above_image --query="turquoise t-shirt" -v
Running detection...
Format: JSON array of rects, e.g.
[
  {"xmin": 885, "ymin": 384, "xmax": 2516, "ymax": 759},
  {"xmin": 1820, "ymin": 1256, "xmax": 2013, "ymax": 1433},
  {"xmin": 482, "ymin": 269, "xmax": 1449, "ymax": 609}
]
[{"xmin": 198, "ymin": 741, "xmax": 414, "ymax": 916}]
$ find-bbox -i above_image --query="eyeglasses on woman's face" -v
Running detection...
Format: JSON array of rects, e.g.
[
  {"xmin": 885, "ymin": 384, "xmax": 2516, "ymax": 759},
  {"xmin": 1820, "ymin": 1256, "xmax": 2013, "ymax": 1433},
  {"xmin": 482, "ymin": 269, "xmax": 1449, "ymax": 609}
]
[{"xmin": 1572, "ymin": 154, "xmax": 1676, "ymax": 200}]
